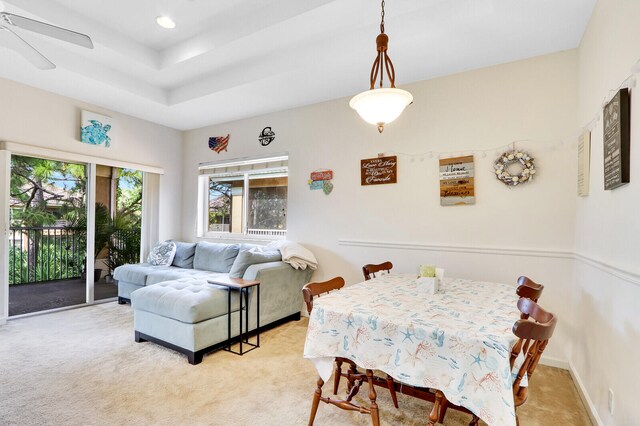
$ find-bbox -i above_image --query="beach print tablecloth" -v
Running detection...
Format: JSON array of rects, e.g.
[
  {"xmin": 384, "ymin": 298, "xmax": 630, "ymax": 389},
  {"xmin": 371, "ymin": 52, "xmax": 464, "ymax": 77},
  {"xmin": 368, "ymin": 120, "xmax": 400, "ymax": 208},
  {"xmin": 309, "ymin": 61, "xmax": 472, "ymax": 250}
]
[{"xmin": 303, "ymin": 274, "xmax": 521, "ymax": 426}]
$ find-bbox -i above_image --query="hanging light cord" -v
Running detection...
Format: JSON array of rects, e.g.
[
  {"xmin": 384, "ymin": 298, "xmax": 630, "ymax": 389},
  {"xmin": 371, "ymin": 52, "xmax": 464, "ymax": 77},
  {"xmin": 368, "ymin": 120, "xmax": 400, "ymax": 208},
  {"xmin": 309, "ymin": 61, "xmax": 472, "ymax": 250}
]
[{"xmin": 370, "ymin": 0, "xmax": 396, "ymax": 90}]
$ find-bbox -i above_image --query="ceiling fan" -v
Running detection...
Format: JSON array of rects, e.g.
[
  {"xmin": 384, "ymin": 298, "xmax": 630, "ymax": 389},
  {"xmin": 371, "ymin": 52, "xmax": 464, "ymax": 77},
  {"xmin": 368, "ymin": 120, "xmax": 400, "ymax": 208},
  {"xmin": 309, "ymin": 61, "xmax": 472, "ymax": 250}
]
[{"xmin": 0, "ymin": 8, "xmax": 93, "ymax": 70}]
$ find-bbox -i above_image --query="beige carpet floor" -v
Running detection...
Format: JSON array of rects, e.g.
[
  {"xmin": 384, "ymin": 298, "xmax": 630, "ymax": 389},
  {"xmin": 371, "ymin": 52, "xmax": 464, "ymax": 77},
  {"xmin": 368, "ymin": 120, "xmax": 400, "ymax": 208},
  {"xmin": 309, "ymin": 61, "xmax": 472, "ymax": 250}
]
[{"xmin": 0, "ymin": 304, "xmax": 591, "ymax": 426}]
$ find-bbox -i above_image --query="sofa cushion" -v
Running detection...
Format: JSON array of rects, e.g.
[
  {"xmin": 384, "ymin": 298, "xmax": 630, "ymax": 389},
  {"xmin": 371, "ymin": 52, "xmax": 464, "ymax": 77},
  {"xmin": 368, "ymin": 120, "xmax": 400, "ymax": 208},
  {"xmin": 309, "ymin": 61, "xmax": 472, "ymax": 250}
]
[
  {"xmin": 171, "ymin": 241, "xmax": 197, "ymax": 269},
  {"xmin": 147, "ymin": 241, "xmax": 177, "ymax": 266},
  {"xmin": 229, "ymin": 246, "xmax": 282, "ymax": 278},
  {"xmin": 113, "ymin": 263, "xmax": 176, "ymax": 286},
  {"xmin": 146, "ymin": 268, "xmax": 228, "ymax": 286},
  {"xmin": 131, "ymin": 279, "xmax": 241, "ymax": 324},
  {"xmin": 193, "ymin": 241, "xmax": 240, "ymax": 273}
]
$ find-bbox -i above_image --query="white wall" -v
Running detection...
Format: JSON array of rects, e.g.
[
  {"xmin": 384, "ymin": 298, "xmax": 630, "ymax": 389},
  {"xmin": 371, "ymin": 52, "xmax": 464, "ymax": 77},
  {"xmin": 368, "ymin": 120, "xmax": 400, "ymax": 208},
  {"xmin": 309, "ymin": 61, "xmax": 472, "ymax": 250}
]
[
  {"xmin": 0, "ymin": 77, "xmax": 183, "ymax": 241},
  {"xmin": 182, "ymin": 51, "xmax": 579, "ymax": 362},
  {"xmin": 573, "ymin": 0, "xmax": 640, "ymax": 424},
  {"xmin": 0, "ymin": 77, "xmax": 184, "ymax": 321}
]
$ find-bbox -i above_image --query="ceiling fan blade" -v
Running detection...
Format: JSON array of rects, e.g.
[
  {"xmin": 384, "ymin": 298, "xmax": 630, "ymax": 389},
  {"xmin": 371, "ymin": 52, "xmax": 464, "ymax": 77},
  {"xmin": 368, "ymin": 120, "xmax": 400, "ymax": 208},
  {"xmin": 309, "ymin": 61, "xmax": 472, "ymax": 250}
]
[
  {"xmin": 1, "ymin": 12, "xmax": 93, "ymax": 49},
  {"xmin": 0, "ymin": 26, "xmax": 55, "ymax": 69}
]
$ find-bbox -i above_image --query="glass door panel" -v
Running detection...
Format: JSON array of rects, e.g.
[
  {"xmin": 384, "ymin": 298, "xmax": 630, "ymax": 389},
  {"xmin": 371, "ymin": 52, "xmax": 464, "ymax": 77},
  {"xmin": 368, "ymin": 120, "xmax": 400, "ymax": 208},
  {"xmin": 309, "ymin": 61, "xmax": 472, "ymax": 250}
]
[
  {"xmin": 8, "ymin": 155, "xmax": 87, "ymax": 315},
  {"xmin": 95, "ymin": 166, "xmax": 142, "ymax": 301}
]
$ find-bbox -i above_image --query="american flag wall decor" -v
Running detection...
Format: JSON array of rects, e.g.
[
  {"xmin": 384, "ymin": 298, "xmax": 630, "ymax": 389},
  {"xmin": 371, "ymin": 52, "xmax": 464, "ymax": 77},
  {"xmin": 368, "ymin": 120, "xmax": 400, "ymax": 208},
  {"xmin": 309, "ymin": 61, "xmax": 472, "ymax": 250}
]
[{"xmin": 208, "ymin": 134, "xmax": 230, "ymax": 153}]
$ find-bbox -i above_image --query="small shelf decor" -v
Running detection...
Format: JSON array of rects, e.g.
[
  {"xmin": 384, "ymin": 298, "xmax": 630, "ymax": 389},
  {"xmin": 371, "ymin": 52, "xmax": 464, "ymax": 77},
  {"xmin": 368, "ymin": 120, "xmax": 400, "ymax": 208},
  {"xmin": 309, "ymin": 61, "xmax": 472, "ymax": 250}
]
[{"xmin": 493, "ymin": 149, "xmax": 536, "ymax": 186}]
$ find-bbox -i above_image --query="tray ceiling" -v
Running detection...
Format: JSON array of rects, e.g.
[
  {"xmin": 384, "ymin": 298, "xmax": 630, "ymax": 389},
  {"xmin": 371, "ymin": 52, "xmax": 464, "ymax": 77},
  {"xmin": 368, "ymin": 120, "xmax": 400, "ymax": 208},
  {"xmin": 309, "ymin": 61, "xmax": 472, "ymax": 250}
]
[{"xmin": 0, "ymin": 0, "xmax": 596, "ymax": 130}]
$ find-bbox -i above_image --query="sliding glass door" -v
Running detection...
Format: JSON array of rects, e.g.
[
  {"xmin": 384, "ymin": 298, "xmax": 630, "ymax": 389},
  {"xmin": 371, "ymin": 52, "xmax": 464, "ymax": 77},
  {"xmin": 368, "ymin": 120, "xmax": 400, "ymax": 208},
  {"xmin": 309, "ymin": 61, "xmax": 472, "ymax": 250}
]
[
  {"xmin": 7, "ymin": 154, "xmax": 144, "ymax": 315},
  {"xmin": 8, "ymin": 155, "xmax": 88, "ymax": 316}
]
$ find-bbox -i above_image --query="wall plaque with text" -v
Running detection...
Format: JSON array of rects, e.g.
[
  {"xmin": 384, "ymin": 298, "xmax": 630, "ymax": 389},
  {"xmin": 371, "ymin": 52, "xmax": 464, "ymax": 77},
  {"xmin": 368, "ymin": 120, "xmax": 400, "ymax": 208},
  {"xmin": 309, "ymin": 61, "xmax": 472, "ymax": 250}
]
[
  {"xmin": 439, "ymin": 155, "xmax": 475, "ymax": 206},
  {"xmin": 577, "ymin": 131, "xmax": 591, "ymax": 196},
  {"xmin": 603, "ymin": 88, "xmax": 630, "ymax": 190},
  {"xmin": 360, "ymin": 156, "xmax": 397, "ymax": 186}
]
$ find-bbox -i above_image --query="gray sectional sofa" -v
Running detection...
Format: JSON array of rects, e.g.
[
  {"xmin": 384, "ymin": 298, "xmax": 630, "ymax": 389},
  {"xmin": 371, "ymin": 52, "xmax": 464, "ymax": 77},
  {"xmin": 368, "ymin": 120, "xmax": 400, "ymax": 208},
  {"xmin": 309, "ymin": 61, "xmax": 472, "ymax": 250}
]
[{"xmin": 113, "ymin": 241, "xmax": 312, "ymax": 364}]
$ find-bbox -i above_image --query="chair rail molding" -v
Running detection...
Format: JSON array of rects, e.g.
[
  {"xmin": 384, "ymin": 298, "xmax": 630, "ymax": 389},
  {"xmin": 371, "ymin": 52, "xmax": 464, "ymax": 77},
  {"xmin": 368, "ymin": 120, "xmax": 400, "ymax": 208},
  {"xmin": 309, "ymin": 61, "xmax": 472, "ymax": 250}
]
[
  {"xmin": 574, "ymin": 252, "xmax": 640, "ymax": 287},
  {"xmin": 338, "ymin": 239, "xmax": 574, "ymax": 259},
  {"xmin": 338, "ymin": 239, "xmax": 640, "ymax": 288}
]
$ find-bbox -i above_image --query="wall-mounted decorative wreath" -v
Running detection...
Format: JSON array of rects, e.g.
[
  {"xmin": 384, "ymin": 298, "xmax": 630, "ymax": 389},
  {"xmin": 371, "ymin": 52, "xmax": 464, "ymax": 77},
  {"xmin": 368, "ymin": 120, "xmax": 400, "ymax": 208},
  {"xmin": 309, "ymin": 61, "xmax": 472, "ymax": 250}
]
[{"xmin": 493, "ymin": 149, "xmax": 536, "ymax": 186}]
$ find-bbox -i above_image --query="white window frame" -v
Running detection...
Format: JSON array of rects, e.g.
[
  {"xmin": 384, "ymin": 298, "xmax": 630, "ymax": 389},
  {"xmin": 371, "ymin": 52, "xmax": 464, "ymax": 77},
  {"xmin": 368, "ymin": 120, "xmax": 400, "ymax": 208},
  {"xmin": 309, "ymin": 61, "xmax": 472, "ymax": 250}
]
[{"xmin": 197, "ymin": 154, "xmax": 288, "ymax": 241}]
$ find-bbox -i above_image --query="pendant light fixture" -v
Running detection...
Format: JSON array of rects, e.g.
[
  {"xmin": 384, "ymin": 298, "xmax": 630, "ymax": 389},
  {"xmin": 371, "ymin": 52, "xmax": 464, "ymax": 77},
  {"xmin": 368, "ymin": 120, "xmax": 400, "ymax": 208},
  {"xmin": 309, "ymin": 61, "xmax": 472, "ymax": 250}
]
[{"xmin": 349, "ymin": 0, "xmax": 413, "ymax": 133}]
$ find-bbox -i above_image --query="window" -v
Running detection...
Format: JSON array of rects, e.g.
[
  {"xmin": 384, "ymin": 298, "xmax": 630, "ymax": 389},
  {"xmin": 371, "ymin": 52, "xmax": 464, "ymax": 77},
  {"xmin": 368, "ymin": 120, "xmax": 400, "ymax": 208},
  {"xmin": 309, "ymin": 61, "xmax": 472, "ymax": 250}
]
[{"xmin": 198, "ymin": 155, "xmax": 288, "ymax": 238}]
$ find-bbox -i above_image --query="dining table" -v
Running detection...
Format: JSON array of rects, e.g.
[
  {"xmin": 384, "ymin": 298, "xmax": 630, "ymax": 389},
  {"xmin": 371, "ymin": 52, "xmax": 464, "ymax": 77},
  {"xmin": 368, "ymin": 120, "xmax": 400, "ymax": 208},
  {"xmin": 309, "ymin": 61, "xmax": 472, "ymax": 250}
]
[{"xmin": 303, "ymin": 273, "xmax": 522, "ymax": 426}]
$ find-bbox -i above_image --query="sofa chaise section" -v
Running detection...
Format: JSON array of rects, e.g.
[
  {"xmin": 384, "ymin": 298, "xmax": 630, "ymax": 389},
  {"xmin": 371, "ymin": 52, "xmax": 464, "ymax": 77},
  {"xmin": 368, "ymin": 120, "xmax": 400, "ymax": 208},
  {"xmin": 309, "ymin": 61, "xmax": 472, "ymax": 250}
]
[
  {"xmin": 116, "ymin": 241, "xmax": 313, "ymax": 364},
  {"xmin": 132, "ymin": 261, "xmax": 311, "ymax": 364}
]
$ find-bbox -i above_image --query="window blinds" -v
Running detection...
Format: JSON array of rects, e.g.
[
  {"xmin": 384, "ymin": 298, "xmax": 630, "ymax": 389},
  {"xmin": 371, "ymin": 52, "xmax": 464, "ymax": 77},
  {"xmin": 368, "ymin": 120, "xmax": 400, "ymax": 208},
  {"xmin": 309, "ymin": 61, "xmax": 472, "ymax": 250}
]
[{"xmin": 198, "ymin": 154, "xmax": 288, "ymax": 178}]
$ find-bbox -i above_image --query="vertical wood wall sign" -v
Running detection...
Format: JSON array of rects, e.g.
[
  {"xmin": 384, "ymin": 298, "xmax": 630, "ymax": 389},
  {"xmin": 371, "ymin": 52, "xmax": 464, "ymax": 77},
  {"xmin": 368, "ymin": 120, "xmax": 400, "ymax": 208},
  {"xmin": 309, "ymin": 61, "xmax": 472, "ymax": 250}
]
[
  {"xmin": 603, "ymin": 88, "xmax": 630, "ymax": 190},
  {"xmin": 439, "ymin": 155, "xmax": 475, "ymax": 206},
  {"xmin": 360, "ymin": 156, "xmax": 397, "ymax": 185},
  {"xmin": 577, "ymin": 131, "xmax": 591, "ymax": 196}
]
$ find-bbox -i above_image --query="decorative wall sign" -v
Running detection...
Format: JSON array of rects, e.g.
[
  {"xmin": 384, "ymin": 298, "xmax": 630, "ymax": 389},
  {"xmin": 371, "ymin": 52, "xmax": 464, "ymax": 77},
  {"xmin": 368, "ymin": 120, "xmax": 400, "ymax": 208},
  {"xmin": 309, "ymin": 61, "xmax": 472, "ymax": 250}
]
[
  {"xmin": 80, "ymin": 111, "xmax": 112, "ymax": 148},
  {"xmin": 603, "ymin": 88, "xmax": 630, "ymax": 190},
  {"xmin": 208, "ymin": 134, "xmax": 230, "ymax": 154},
  {"xmin": 308, "ymin": 169, "xmax": 333, "ymax": 195},
  {"xmin": 577, "ymin": 131, "xmax": 591, "ymax": 196},
  {"xmin": 361, "ymin": 156, "xmax": 397, "ymax": 186},
  {"xmin": 259, "ymin": 127, "xmax": 276, "ymax": 146},
  {"xmin": 439, "ymin": 155, "xmax": 475, "ymax": 206},
  {"xmin": 493, "ymin": 149, "xmax": 536, "ymax": 186}
]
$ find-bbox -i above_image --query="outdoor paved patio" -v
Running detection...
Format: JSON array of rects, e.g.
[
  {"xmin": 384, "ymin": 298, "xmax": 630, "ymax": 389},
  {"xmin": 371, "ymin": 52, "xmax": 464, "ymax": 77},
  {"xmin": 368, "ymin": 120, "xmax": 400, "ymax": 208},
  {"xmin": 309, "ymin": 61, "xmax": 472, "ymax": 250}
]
[{"xmin": 9, "ymin": 278, "xmax": 118, "ymax": 316}]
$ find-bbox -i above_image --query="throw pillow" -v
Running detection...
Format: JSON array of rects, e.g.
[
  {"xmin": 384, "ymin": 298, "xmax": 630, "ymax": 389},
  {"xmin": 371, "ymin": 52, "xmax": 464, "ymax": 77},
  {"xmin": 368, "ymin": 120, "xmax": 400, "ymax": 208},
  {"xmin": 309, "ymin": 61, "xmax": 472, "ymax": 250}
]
[
  {"xmin": 147, "ymin": 241, "xmax": 177, "ymax": 266},
  {"xmin": 171, "ymin": 241, "xmax": 197, "ymax": 268},
  {"xmin": 193, "ymin": 241, "xmax": 241, "ymax": 273},
  {"xmin": 229, "ymin": 246, "xmax": 282, "ymax": 278}
]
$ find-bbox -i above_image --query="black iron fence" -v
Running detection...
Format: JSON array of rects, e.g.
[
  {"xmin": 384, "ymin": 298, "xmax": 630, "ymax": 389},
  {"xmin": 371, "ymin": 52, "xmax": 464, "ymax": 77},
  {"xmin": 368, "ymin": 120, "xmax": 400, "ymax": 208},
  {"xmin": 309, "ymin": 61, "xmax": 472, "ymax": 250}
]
[{"xmin": 9, "ymin": 226, "xmax": 140, "ymax": 285}]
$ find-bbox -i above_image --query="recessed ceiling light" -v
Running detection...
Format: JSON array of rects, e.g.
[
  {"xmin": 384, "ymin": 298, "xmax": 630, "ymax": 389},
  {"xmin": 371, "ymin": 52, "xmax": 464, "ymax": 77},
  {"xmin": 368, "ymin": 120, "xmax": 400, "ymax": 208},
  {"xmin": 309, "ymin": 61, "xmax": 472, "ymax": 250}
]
[{"xmin": 156, "ymin": 16, "xmax": 176, "ymax": 29}]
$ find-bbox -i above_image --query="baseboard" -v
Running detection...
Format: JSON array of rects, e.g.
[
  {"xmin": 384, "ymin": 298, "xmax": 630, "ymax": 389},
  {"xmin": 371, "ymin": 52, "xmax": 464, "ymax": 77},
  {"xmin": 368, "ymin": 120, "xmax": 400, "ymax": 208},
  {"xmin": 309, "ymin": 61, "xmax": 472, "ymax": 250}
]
[
  {"xmin": 568, "ymin": 361, "xmax": 603, "ymax": 426},
  {"xmin": 528, "ymin": 356, "xmax": 601, "ymax": 426},
  {"xmin": 539, "ymin": 355, "xmax": 569, "ymax": 370}
]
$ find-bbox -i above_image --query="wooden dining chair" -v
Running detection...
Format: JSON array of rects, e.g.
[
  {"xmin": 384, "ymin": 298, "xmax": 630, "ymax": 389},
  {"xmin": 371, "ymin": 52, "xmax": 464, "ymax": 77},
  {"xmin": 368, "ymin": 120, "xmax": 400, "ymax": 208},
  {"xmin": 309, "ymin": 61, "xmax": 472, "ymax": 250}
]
[
  {"xmin": 302, "ymin": 277, "xmax": 345, "ymax": 314},
  {"xmin": 361, "ymin": 262, "xmax": 400, "ymax": 408},
  {"xmin": 427, "ymin": 298, "xmax": 557, "ymax": 426},
  {"xmin": 516, "ymin": 276, "xmax": 544, "ymax": 319},
  {"xmin": 362, "ymin": 261, "xmax": 393, "ymax": 281},
  {"xmin": 304, "ymin": 277, "xmax": 383, "ymax": 425},
  {"xmin": 303, "ymin": 277, "xmax": 356, "ymax": 399}
]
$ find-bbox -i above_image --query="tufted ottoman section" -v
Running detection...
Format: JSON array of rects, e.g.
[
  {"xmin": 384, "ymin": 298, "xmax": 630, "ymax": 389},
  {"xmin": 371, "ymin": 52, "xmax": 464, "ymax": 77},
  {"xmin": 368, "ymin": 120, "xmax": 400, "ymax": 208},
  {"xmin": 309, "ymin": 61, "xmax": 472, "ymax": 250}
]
[
  {"xmin": 131, "ymin": 278, "xmax": 249, "ymax": 365},
  {"xmin": 131, "ymin": 278, "xmax": 240, "ymax": 323}
]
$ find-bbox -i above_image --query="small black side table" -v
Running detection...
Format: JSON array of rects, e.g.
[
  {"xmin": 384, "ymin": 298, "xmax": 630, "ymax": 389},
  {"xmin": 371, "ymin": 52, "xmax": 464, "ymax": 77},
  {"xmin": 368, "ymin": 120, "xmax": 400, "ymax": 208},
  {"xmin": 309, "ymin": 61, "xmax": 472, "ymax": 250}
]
[{"xmin": 208, "ymin": 277, "xmax": 260, "ymax": 355}]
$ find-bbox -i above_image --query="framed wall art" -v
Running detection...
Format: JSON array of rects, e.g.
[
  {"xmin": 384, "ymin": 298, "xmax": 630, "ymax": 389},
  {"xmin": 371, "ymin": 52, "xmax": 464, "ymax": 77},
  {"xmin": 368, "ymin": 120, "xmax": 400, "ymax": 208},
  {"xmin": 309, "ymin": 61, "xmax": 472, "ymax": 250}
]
[
  {"xmin": 603, "ymin": 88, "xmax": 630, "ymax": 190},
  {"xmin": 80, "ymin": 111, "xmax": 112, "ymax": 148},
  {"xmin": 439, "ymin": 155, "xmax": 475, "ymax": 206}
]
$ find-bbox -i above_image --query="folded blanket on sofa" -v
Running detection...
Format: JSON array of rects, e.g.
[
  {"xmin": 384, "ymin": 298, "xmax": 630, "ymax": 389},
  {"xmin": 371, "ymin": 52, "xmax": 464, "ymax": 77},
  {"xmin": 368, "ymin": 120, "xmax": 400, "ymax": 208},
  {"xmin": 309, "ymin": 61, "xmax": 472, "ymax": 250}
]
[{"xmin": 267, "ymin": 240, "xmax": 318, "ymax": 270}]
